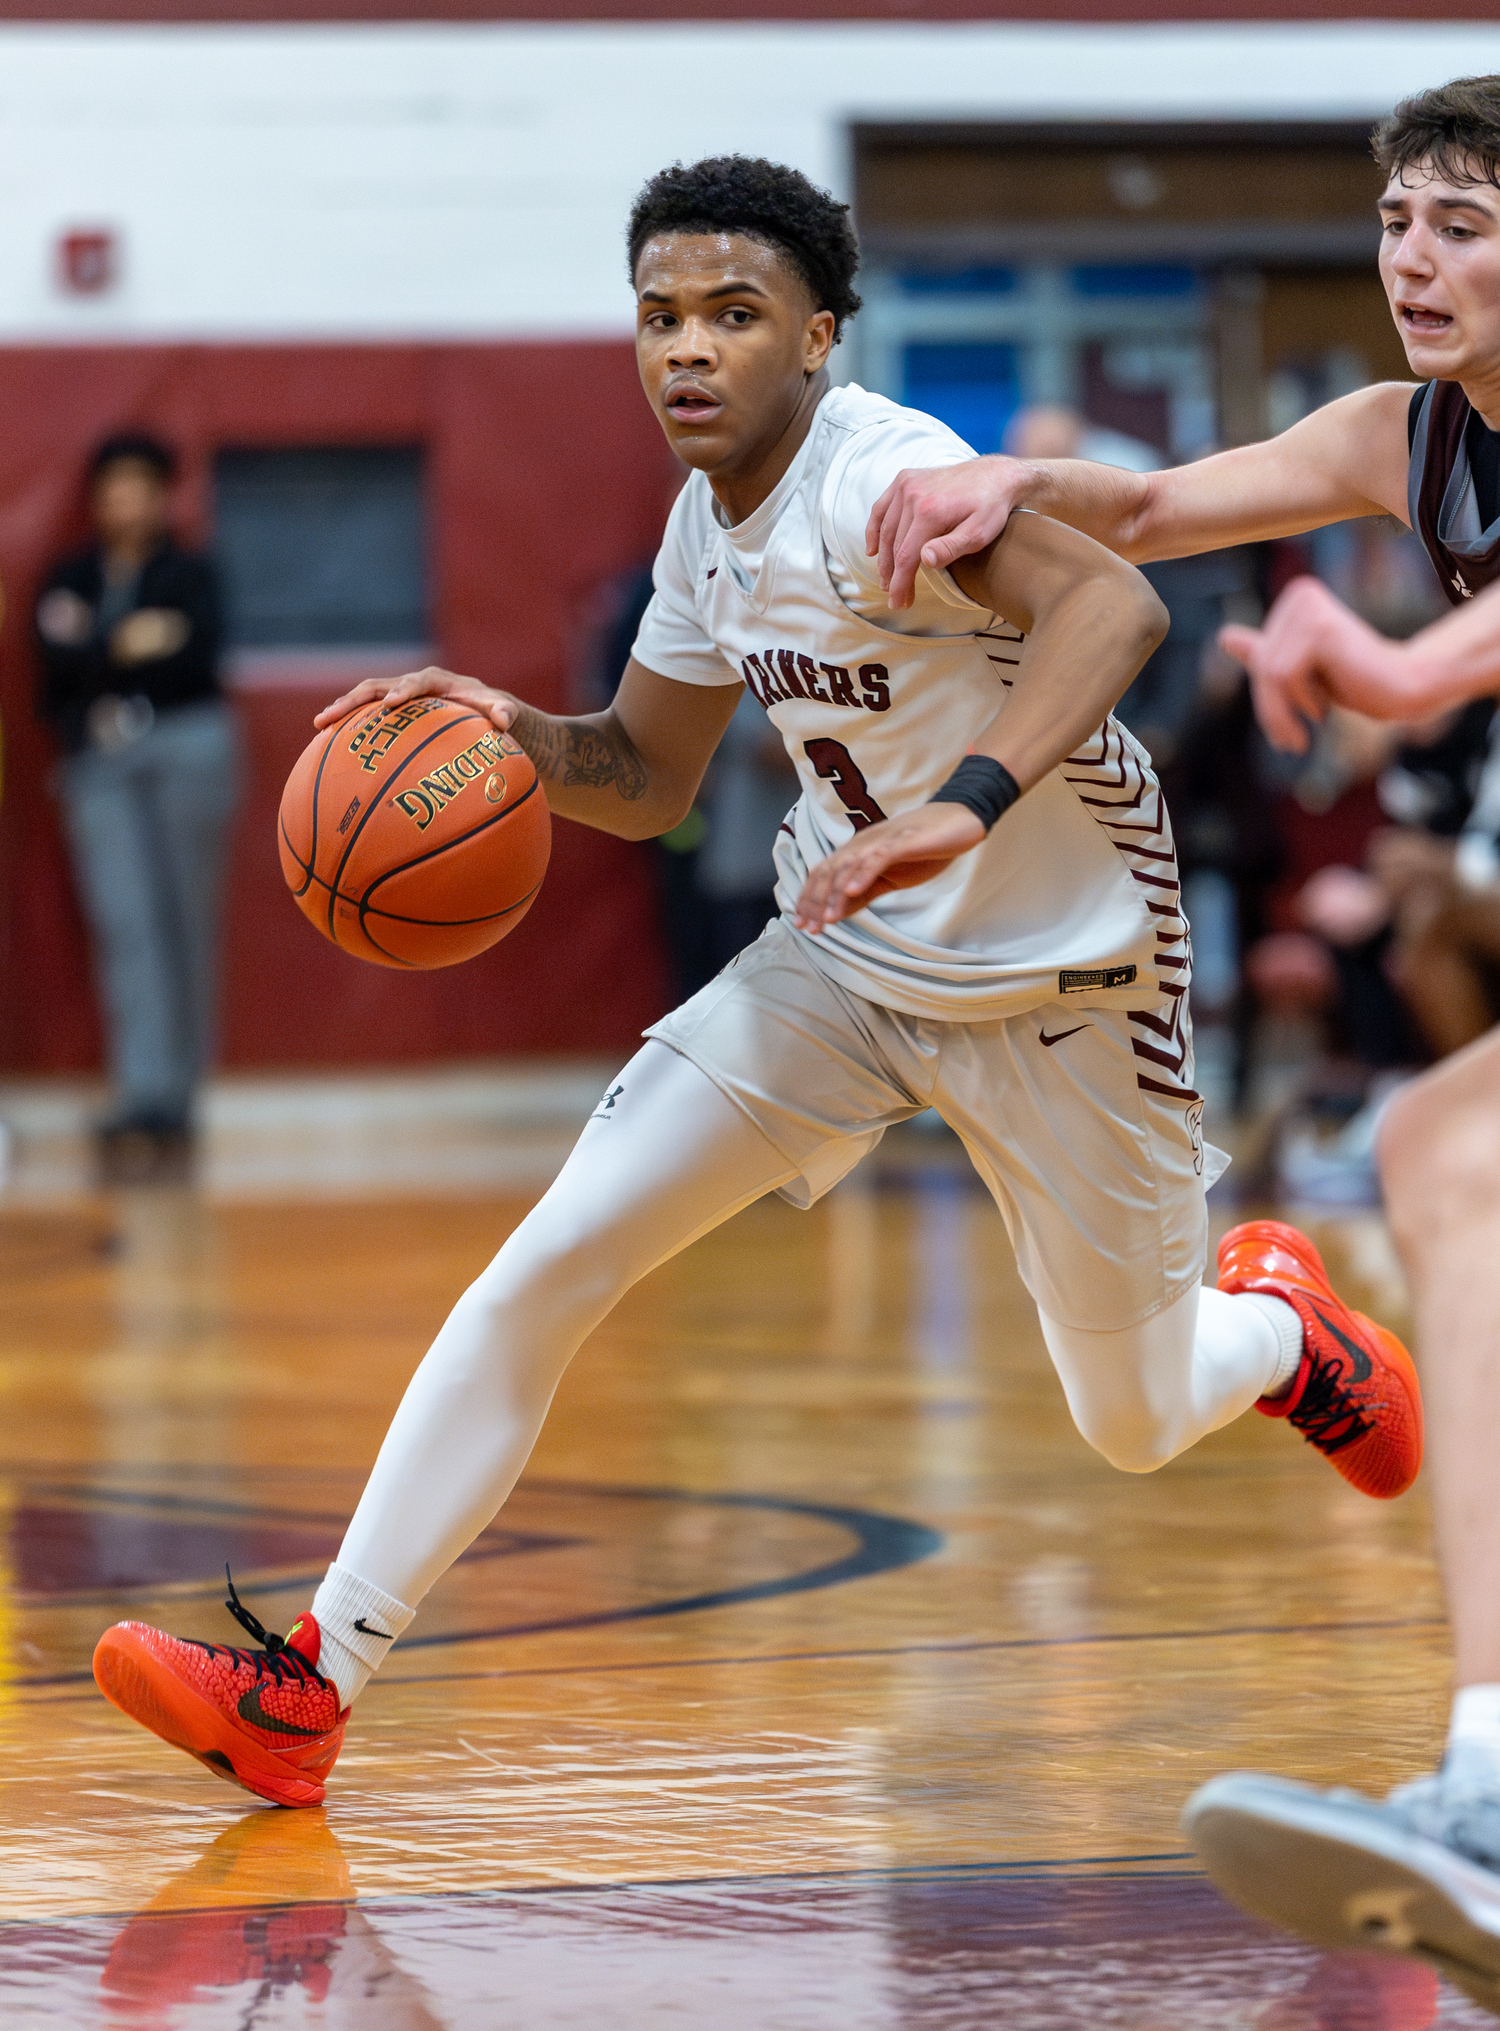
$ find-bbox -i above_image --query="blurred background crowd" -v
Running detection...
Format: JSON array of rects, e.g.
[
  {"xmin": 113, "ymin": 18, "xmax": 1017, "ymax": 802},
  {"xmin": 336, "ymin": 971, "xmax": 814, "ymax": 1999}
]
[{"xmin": 0, "ymin": 21, "xmax": 1495, "ymax": 1197}]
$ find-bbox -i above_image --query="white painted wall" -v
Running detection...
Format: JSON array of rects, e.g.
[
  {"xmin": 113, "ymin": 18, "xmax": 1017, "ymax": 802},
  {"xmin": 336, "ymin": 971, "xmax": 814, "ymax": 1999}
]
[{"xmin": 1, "ymin": 20, "xmax": 1496, "ymax": 341}]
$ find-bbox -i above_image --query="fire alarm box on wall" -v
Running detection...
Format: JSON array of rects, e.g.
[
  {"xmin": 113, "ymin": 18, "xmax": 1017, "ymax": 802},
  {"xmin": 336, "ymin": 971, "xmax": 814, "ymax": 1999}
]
[{"xmin": 57, "ymin": 229, "xmax": 117, "ymax": 295}]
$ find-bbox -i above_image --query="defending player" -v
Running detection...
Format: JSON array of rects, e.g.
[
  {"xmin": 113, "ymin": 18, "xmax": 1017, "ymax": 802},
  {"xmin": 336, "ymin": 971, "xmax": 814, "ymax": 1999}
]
[
  {"xmin": 863, "ymin": 75, "xmax": 1500, "ymax": 2004},
  {"xmin": 1180, "ymin": 574, "xmax": 1500, "ymax": 2006},
  {"xmin": 88, "ymin": 157, "xmax": 1418, "ymax": 1810}
]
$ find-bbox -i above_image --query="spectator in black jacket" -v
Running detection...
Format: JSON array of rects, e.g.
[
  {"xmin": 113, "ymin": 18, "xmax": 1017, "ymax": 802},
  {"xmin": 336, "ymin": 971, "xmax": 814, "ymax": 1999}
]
[{"xmin": 36, "ymin": 433, "xmax": 241, "ymax": 1172}]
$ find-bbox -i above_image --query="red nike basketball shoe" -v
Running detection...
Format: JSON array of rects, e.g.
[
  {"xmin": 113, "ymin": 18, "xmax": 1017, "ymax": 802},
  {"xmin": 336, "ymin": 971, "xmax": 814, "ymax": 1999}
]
[
  {"xmin": 1218, "ymin": 1219, "xmax": 1423, "ymax": 1500},
  {"xmin": 93, "ymin": 1573, "xmax": 346, "ymax": 1808}
]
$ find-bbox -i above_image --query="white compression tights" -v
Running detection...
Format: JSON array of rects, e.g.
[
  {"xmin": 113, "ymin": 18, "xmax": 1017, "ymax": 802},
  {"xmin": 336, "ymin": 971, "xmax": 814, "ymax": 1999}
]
[
  {"xmin": 335, "ymin": 1042, "xmax": 798, "ymax": 1610},
  {"xmin": 324, "ymin": 1041, "xmax": 1289, "ymax": 1696},
  {"xmin": 1038, "ymin": 1285, "xmax": 1287, "ymax": 1475}
]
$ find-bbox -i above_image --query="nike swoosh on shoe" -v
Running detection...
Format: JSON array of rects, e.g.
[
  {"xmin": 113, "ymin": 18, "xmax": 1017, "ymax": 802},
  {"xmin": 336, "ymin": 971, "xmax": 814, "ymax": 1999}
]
[
  {"xmin": 1306, "ymin": 1303, "xmax": 1375, "ymax": 1385},
  {"xmin": 236, "ymin": 1684, "xmax": 332, "ymax": 1738}
]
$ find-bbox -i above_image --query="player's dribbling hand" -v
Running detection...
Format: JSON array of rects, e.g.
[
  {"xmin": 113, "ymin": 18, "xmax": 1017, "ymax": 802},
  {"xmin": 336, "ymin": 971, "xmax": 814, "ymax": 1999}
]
[
  {"xmin": 794, "ymin": 804, "xmax": 986, "ymax": 934},
  {"xmin": 313, "ymin": 666, "xmax": 521, "ymax": 735},
  {"xmin": 865, "ymin": 458, "xmax": 1021, "ymax": 610},
  {"xmin": 1221, "ymin": 577, "xmax": 1399, "ymax": 755}
]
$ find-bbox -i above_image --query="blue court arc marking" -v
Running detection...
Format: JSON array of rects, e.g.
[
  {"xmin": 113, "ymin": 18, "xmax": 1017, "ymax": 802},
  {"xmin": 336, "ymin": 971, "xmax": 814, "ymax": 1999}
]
[
  {"xmin": 5, "ymin": 1479, "xmax": 945, "ymax": 1686},
  {"xmin": 395, "ymin": 1482, "xmax": 946, "ymax": 1652}
]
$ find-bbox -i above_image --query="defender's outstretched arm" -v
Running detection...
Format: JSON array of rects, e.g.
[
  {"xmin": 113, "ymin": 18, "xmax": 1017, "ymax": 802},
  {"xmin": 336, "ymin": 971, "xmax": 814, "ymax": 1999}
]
[
  {"xmin": 314, "ymin": 659, "xmax": 740, "ymax": 841},
  {"xmin": 1229, "ymin": 572, "xmax": 1500, "ymax": 752},
  {"xmin": 867, "ymin": 383, "xmax": 1415, "ymax": 608},
  {"xmin": 794, "ymin": 512, "xmax": 1168, "ymax": 932}
]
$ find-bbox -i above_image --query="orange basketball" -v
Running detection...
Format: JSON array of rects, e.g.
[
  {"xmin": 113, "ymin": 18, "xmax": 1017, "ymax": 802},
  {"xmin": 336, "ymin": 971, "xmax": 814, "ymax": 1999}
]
[{"xmin": 277, "ymin": 696, "xmax": 551, "ymax": 968}]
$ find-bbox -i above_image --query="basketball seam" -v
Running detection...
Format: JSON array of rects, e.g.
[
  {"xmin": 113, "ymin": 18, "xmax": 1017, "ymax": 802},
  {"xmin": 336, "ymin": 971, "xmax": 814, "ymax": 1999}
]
[
  {"xmin": 355, "ymin": 778, "xmax": 544, "ymax": 960},
  {"xmin": 293, "ymin": 864, "xmax": 544, "ymax": 929},
  {"xmin": 284, "ymin": 717, "xmax": 352, "ymax": 898},
  {"xmin": 357, "ymin": 772, "xmax": 543, "ymax": 903},
  {"xmin": 356, "ymin": 877, "xmax": 545, "ymax": 965},
  {"xmin": 322, "ymin": 706, "xmax": 492, "ymax": 941},
  {"xmin": 278, "ymin": 811, "xmax": 312, "ymax": 890}
]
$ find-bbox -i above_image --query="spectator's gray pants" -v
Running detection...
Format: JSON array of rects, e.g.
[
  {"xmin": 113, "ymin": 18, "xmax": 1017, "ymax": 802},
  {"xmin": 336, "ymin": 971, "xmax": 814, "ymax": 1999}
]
[{"xmin": 59, "ymin": 700, "xmax": 242, "ymax": 1126}]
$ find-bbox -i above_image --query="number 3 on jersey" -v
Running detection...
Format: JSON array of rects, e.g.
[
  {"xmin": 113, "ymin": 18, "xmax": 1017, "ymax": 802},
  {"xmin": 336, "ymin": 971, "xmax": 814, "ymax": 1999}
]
[{"xmin": 804, "ymin": 738, "xmax": 888, "ymax": 832}]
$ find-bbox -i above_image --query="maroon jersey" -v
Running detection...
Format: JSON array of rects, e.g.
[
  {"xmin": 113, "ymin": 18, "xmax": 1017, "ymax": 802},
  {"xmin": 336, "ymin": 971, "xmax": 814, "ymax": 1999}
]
[{"xmin": 1408, "ymin": 379, "xmax": 1500, "ymax": 606}]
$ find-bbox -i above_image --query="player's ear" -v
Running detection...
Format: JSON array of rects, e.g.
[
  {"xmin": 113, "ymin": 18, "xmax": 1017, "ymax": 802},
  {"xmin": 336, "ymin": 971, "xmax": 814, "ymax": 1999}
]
[{"xmin": 804, "ymin": 309, "xmax": 835, "ymax": 375}]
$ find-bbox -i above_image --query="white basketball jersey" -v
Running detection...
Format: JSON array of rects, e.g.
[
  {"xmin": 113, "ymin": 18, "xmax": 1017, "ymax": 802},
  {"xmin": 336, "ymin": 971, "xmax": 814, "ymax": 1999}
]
[{"xmin": 633, "ymin": 385, "xmax": 1185, "ymax": 1023}]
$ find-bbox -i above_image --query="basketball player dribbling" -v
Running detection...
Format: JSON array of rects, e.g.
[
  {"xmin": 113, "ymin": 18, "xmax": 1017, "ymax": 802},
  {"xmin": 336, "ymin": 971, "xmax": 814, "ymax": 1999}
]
[
  {"xmin": 864, "ymin": 75, "xmax": 1500, "ymax": 2006},
  {"xmin": 90, "ymin": 157, "xmax": 1419, "ymax": 1816}
]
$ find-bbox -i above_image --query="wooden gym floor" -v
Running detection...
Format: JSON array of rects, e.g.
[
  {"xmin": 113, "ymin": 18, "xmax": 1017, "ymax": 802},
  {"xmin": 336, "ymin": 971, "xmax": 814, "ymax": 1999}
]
[{"xmin": 0, "ymin": 1070, "xmax": 1485, "ymax": 2028}]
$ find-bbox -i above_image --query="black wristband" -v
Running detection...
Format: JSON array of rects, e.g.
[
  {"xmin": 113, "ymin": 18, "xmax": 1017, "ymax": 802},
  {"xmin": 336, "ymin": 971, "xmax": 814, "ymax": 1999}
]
[{"xmin": 929, "ymin": 754, "xmax": 1020, "ymax": 832}]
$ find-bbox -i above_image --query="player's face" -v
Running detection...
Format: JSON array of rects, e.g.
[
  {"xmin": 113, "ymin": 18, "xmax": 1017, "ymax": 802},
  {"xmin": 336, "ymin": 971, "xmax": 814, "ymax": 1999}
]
[
  {"xmin": 1378, "ymin": 161, "xmax": 1500, "ymax": 388},
  {"xmin": 634, "ymin": 233, "xmax": 834, "ymax": 478}
]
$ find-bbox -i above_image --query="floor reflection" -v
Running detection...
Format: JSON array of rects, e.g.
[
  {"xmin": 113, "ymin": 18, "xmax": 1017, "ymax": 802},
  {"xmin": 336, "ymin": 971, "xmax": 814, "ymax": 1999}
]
[
  {"xmin": 2, "ymin": 1816, "xmax": 1489, "ymax": 2029},
  {"xmin": 99, "ymin": 1813, "xmax": 442, "ymax": 2028}
]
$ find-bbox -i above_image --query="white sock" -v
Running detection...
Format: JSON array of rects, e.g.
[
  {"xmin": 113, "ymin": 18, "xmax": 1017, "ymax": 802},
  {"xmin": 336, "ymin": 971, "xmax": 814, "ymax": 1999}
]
[
  {"xmin": 310, "ymin": 1562, "xmax": 416, "ymax": 1710},
  {"xmin": 1242, "ymin": 1293, "xmax": 1304, "ymax": 1397},
  {"xmin": 1448, "ymin": 1686, "xmax": 1500, "ymax": 1785}
]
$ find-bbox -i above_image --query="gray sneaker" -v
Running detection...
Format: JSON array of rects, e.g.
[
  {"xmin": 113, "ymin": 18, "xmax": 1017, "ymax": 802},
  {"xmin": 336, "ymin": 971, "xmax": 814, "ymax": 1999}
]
[{"xmin": 1184, "ymin": 1764, "xmax": 1500, "ymax": 2015}]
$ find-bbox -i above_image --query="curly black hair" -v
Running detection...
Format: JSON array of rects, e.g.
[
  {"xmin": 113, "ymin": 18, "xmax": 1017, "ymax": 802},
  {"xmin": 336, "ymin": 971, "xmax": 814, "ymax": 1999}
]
[{"xmin": 627, "ymin": 155, "xmax": 862, "ymax": 343}]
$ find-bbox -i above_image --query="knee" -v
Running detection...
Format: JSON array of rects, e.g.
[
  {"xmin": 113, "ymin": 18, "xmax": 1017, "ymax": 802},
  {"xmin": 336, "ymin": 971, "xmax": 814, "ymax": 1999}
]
[
  {"xmin": 1378, "ymin": 1081, "xmax": 1500, "ymax": 1253},
  {"xmin": 467, "ymin": 1218, "xmax": 629, "ymax": 1333},
  {"xmin": 1067, "ymin": 1395, "xmax": 1178, "ymax": 1475}
]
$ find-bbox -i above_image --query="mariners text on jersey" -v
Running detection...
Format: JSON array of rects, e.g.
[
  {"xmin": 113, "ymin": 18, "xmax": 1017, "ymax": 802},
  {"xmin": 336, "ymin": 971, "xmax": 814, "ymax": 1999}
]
[{"xmin": 740, "ymin": 651, "xmax": 890, "ymax": 714}]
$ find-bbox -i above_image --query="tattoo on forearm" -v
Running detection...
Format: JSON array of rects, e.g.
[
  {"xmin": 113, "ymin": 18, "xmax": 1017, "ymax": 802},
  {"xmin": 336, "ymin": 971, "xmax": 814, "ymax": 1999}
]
[{"xmin": 510, "ymin": 704, "xmax": 648, "ymax": 802}]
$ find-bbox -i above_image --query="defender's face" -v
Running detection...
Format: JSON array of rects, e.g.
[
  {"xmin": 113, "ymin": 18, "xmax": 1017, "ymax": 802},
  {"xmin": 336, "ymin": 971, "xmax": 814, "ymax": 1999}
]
[
  {"xmin": 634, "ymin": 232, "xmax": 832, "ymax": 474},
  {"xmin": 1378, "ymin": 162, "xmax": 1500, "ymax": 385}
]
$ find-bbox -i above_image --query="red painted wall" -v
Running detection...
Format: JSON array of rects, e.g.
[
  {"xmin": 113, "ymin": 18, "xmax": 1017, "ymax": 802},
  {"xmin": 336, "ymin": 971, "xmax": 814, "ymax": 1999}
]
[{"xmin": 0, "ymin": 341, "xmax": 676, "ymax": 1073}]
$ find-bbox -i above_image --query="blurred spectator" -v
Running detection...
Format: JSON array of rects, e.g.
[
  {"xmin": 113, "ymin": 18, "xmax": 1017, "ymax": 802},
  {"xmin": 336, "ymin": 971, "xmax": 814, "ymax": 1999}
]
[
  {"xmin": 1263, "ymin": 697, "xmax": 1496, "ymax": 1052},
  {"xmin": 1249, "ymin": 705, "xmax": 1422, "ymax": 1075},
  {"xmin": 1004, "ymin": 405, "xmax": 1251, "ymax": 768},
  {"xmin": 1243, "ymin": 697, "xmax": 1496, "ymax": 1202},
  {"xmin": 1367, "ymin": 703, "xmax": 1500, "ymax": 1056},
  {"xmin": 1157, "ymin": 644, "xmax": 1287, "ymax": 1107},
  {"xmin": 35, "ymin": 433, "xmax": 240, "ymax": 1176},
  {"xmin": 1307, "ymin": 513, "xmax": 1447, "ymax": 643},
  {"xmin": 1003, "ymin": 403, "xmax": 1161, "ymax": 475}
]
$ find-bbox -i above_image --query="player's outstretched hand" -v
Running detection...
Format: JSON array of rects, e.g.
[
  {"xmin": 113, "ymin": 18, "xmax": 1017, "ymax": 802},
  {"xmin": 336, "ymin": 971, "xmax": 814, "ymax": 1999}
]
[
  {"xmin": 866, "ymin": 458, "xmax": 1022, "ymax": 610},
  {"xmin": 313, "ymin": 666, "xmax": 520, "ymax": 735},
  {"xmin": 794, "ymin": 804, "xmax": 986, "ymax": 934},
  {"xmin": 1221, "ymin": 577, "xmax": 1406, "ymax": 755}
]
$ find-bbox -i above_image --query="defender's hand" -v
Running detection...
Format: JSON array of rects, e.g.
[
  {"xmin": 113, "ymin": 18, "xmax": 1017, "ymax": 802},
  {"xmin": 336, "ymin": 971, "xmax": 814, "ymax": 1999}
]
[
  {"xmin": 866, "ymin": 458, "xmax": 1024, "ymax": 611},
  {"xmin": 1223, "ymin": 577, "xmax": 1399, "ymax": 755},
  {"xmin": 794, "ymin": 804, "xmax": 986, "ymax": 934},
  {"xmin": 314, "ymin": 665, "xmax": 520, "ymax": 734}
]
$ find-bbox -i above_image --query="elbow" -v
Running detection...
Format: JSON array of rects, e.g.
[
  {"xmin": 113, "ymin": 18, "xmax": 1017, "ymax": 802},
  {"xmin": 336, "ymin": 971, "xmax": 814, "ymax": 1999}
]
[
  {"xmin": 628, "ymin": 792, "xmax": 696, "ymax": 843},
  {"xmin": 617, "ymin": 808, "xmax": 677, "ymax": 843},
  {"xmin": 1135, "ymin": 583, "xmax": 1170, "ymax": 658},
  {"xmin": 1073, "ymin": 567, "xmax": 1168, "ymax": 666}
]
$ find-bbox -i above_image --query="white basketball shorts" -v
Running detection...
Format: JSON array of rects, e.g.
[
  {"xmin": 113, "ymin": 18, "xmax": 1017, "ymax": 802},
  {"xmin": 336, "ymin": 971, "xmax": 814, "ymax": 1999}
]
[{"xmin": 647, "ymin": 919, "xmax": 1225, "ymax": 1333}]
